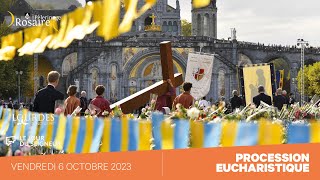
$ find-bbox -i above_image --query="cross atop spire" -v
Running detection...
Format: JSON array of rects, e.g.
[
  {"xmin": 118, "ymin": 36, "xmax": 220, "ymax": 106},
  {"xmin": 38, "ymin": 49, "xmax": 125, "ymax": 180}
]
[{"xmin": 150, "ymin": 13, "xmax": 157, "ymax": 25}]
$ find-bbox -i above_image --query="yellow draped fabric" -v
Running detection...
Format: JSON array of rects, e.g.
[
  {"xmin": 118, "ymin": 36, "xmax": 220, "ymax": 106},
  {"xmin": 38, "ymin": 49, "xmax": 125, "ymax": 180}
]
[
  {"xmin": 121, "ymin": 115, "xmax": 129, "ymax": 151},
  {"xmin": 1, "ymin": 32, "xmax": 23, "ymax": 48},
  {"xmin": 67, "ymin": 116, "xmax": 80, "ymax": 153},
  {"xmin": 48, "ymin": 15, "xmax": 69, "ymax": 49},
  {"xmin": 34, "ymin": 20, "xmax": 57, "ymax": 53},
  {"xmin": 190, "ymin": 120, "xmax": 204, "ymax": 148},
  {"xmin": 221, "ymin": 121, "xmax": 238, "ymax": 147},
  {"xmin": 138, "ymin": 120, "xmax": 152, "ymax": 150},
  {"xmin": 53, "ymin": 13, "xmax": 76, "ymax": 49},
  {"xmin": 0, "ymin": 0, "xmax": 211, "ymax": 60},
  {"xmin": 119, "ymin": 0, "xmax": 138, "ymax": 34},
  {"xmin": 0, "ymin": 108, "xmax": 4, "ymax": 131},
  {"xmin": 0, "ymin": 32, "xmax": 23, "ymax": 60},
  {"xmin": 100, "ymin": 118, "xmax": 112, "ymax": 152},
  {"xmin": 193, "ymin": 0, "xmax": 211, "ymax": 8},
  {"xmin": 0, "ymin": 109, "xmax": 12, "ymax": 135},
  {"xmin": 45, "ymin": 114, "xmax": 55, "ymax": 147},
  {"xmin": 161, "ymin": 120, "xmax": 174, "ymax": 149},
  {"xmin": 258, "ymin": 120, "xmax": 283, "ymax": 145},
  {"xmin": 100, "ymin": 0, "xmax": 120, "ymax": 40},
  {"xmin": 80, "ymin": 3, "xmax": 100, "ymax": 37},
  {"xmin": 18, "ymin": 26, "xmax": 43, "ymax": 56},
  {"xmin": 19, "ymin": 109, "xmax": 29, "ymax": 137},
  {"xmin": 54, "ymin": 115, "xmax": 67, "ymax": 150},
  {"xmin": 92, "ymin": 1, "xmax": 103, "ymax": 36},
  {"xmin": 82, "ymin": 116, "xmax": 94, "ymax": 153},
  {"xmin": 310, "ymin": 122, "xmax": 320, "ymax": 143},
  {"xmin": 136, "ymin": 0, "xmax": 156, "ymax": 17}
]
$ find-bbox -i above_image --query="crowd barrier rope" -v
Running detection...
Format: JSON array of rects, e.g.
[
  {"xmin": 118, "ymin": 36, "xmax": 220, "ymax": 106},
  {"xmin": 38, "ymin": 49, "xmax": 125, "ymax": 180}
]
[{"xmin": 0, "ymin": 107, "xmax": 319, "ymax": 154}]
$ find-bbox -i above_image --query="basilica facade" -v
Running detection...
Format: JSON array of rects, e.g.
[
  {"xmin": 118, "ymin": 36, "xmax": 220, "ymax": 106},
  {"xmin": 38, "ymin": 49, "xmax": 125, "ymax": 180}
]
[{"xmin": 5, "ymin": 0, "xmax": 320, "ymax": 103}]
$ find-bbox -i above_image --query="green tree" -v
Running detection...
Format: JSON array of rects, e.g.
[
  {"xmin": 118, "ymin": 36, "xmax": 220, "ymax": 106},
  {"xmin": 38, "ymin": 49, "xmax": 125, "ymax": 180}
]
[
  {"xmin": 0, "ymin": 22, "xmax": 11, "ymax": 37},
  {"xmin": 181, "ymin": 19, "xmax": 192, "ymax": 36},
  {"xmin": 0, "ymin": 0, "xmax": 32, "ymax": 100},
  {"xmin": 307, "ymin": 62, "xmax": 320, "ymax": 95},
  {"xmin": 0, "ymin": 0, "xmax": 15, "ymax": 14},
  {"xmin": 297, "ymin": 62, "xmax": 320, "ymax": 96},
  {"xmin": 0, "ymin": 57, "xmax": 32, "ymax": 100}
]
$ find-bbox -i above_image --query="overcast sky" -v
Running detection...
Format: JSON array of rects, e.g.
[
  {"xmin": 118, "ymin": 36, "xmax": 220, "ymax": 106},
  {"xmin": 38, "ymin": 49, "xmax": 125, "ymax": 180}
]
[{"xmin": 78, "ymin": 0, "xmax": 320, "ymax": 46}]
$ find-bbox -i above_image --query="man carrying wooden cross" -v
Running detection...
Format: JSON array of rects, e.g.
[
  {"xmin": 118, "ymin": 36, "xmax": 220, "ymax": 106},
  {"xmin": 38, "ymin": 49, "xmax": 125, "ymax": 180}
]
[
  {"xmin": 155, "ymin": 79, "xmax": 176, "ymax": 113},
  {"xmin": 111, "ymin": 41, "xmax": 183, "ymax": 114}
]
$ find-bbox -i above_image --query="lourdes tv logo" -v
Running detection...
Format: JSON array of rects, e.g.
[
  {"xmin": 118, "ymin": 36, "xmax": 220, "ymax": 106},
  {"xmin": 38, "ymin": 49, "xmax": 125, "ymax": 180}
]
[
  {"xmin": 5, "ymin": 136, "xmax": 60, "ymax": 147},
  {"xmin": 7, "ymin": 11, "xmax": 59, "ymax": 30}
]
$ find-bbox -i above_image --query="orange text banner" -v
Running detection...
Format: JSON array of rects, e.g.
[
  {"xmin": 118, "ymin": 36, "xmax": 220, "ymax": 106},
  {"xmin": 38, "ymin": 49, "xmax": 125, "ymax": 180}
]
[{"xmin": 0, "ymin": 144, "xmax": 319, "ymax": 180}]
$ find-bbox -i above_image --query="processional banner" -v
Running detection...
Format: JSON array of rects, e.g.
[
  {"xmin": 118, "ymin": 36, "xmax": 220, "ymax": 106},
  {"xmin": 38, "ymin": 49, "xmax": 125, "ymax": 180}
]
[
  {"xmin": 242, "ymin": 63, "xmax": 275, "ymax": 105},
  {"xmin": 185, "ymin": 53, "xmax": 214, "ymax": 100}
]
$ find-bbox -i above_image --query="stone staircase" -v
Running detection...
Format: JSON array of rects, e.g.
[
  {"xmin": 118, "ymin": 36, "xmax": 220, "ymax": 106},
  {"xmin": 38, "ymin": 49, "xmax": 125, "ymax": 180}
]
[
  {"xmin": 214, "ymin": 54, "xmax": 237, "ymax": 72},
  {"xmin": 67, "ymin": 53, "xmax": 101, "ymax": 85}
]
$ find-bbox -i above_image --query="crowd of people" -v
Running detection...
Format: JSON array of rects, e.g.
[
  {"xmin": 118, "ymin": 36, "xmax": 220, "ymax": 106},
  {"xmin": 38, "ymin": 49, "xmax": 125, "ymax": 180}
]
[
  {"xmin": 32, "ymin": 71, "xmax": 112, "ymax": 117},
  {"xmin": 163, "ymin": 83, "xmax": 296, "ymax": 113},
  {"xmin": 1, "ymin": 70, "xmax": 298, "ymax": 117}
]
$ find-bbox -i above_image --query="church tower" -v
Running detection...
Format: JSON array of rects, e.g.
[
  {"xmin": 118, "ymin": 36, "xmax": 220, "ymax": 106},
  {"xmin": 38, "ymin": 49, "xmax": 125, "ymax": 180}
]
[{"xmin": 191, "ymin": 0, "xmax": 217, "ymax": 38}]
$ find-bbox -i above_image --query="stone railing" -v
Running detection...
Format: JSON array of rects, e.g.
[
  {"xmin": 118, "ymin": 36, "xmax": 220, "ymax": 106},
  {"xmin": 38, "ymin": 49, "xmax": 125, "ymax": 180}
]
[{"xmin": 238, "ymin": 41, "xmax": 320, "ymax": 54}]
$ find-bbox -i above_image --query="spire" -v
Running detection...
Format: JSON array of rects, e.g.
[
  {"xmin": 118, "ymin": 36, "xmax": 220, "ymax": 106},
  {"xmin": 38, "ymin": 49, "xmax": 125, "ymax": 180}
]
[{"xmin": 176, "ymin": 0, "xmax": 180, "ymax": 10}]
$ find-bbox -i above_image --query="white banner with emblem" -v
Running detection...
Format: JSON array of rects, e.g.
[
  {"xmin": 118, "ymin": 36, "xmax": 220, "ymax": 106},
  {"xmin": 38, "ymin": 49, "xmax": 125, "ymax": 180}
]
[{"xmin": 185, "ymin": 52, "xmax": 214, "ymax": 100}]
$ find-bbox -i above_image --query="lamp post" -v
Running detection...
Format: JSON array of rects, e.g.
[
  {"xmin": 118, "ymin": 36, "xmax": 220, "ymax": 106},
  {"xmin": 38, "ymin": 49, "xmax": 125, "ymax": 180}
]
[
  {"xmin": 16, "ymin": 71, "xmax": 23, "ymax": 103},
  {"xmin": 297, "ymin": 39, "xmax": 309, "ymax": 104}
]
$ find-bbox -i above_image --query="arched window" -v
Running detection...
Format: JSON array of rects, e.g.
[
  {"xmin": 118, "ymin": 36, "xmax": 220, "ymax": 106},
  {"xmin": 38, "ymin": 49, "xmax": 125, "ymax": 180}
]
[
  {"xmin": 62, "ymin": 53, "xmax": 77, "ymax": 76},
  {"xmin": 163, "ymin": 21, "xmax": 168, "ymax": 32},
  {"xmin": 197, "ymin": 14, "xmax": 201, "ymax": 36},
  {"xmin": 173, "ymin": 21, "xmax": 178, "ymax": 32},
  {"xmin": 238, "ymin": 54, "xmax": 253, "ymax": 66},
  {"xmin": 218, "ymin": 69, "xmax": 226, "ymax": 97},
  {"xmin": 132, "ymin": 21, "xmax": 136, "ymax": 32},
  {"xmin": 168, "ymin": 21, "xmax": 173, "ymax": 32},
  {"xmin": 145, "ymin": 16, "xmax": 152, "ymax": 26},
  {"xmin": 204, "ymin": 14, "xmax": 210, "ymax": 36}
]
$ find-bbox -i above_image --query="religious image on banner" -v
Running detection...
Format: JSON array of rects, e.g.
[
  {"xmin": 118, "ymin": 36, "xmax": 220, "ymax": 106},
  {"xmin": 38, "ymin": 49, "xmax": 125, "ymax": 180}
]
[
  {"xmin": 242, "ymin": 64, "xmax": 273, "ymax": 105},
  {"xmin": 185, "ymin": 53, "xmax": 214, "ymax": 100}
]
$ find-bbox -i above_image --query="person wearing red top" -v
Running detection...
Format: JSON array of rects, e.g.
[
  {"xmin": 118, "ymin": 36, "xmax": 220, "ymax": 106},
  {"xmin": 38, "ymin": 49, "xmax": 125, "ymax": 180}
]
[
  {"xmin": 90, "ymin": 85, "xmax": 111, "ymax": 117},
  {"xmin": 155, "ymin": 79, "xmax": 176, "ymax": 113},
  {"xmin": 173, "ymin": 82, "xmax": 194, "ymax": 109}
]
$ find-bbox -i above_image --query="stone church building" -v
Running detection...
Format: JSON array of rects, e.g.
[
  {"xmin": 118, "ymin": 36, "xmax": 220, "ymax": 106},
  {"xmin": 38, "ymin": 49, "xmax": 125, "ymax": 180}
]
[{"xmin": 5, "ymin": 0, "xmax": 320, "ymax": 104}]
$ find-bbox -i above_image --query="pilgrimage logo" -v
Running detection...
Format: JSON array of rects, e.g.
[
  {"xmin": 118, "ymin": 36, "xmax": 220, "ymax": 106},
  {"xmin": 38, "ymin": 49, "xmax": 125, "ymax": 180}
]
[
  {"xmin": 6, "ymin": 11, "xmax": 59, "ymax": 30},
  {"xmin": 193, "ymin": 68, "xmax": 205, "ymax": 81}
]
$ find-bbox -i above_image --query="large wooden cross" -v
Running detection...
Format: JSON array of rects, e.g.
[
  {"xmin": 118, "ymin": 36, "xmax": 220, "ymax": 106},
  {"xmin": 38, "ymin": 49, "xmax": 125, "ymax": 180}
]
[{"xmin": 110, "ymin": 41, "xmax": 183, "ymax": 114}]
